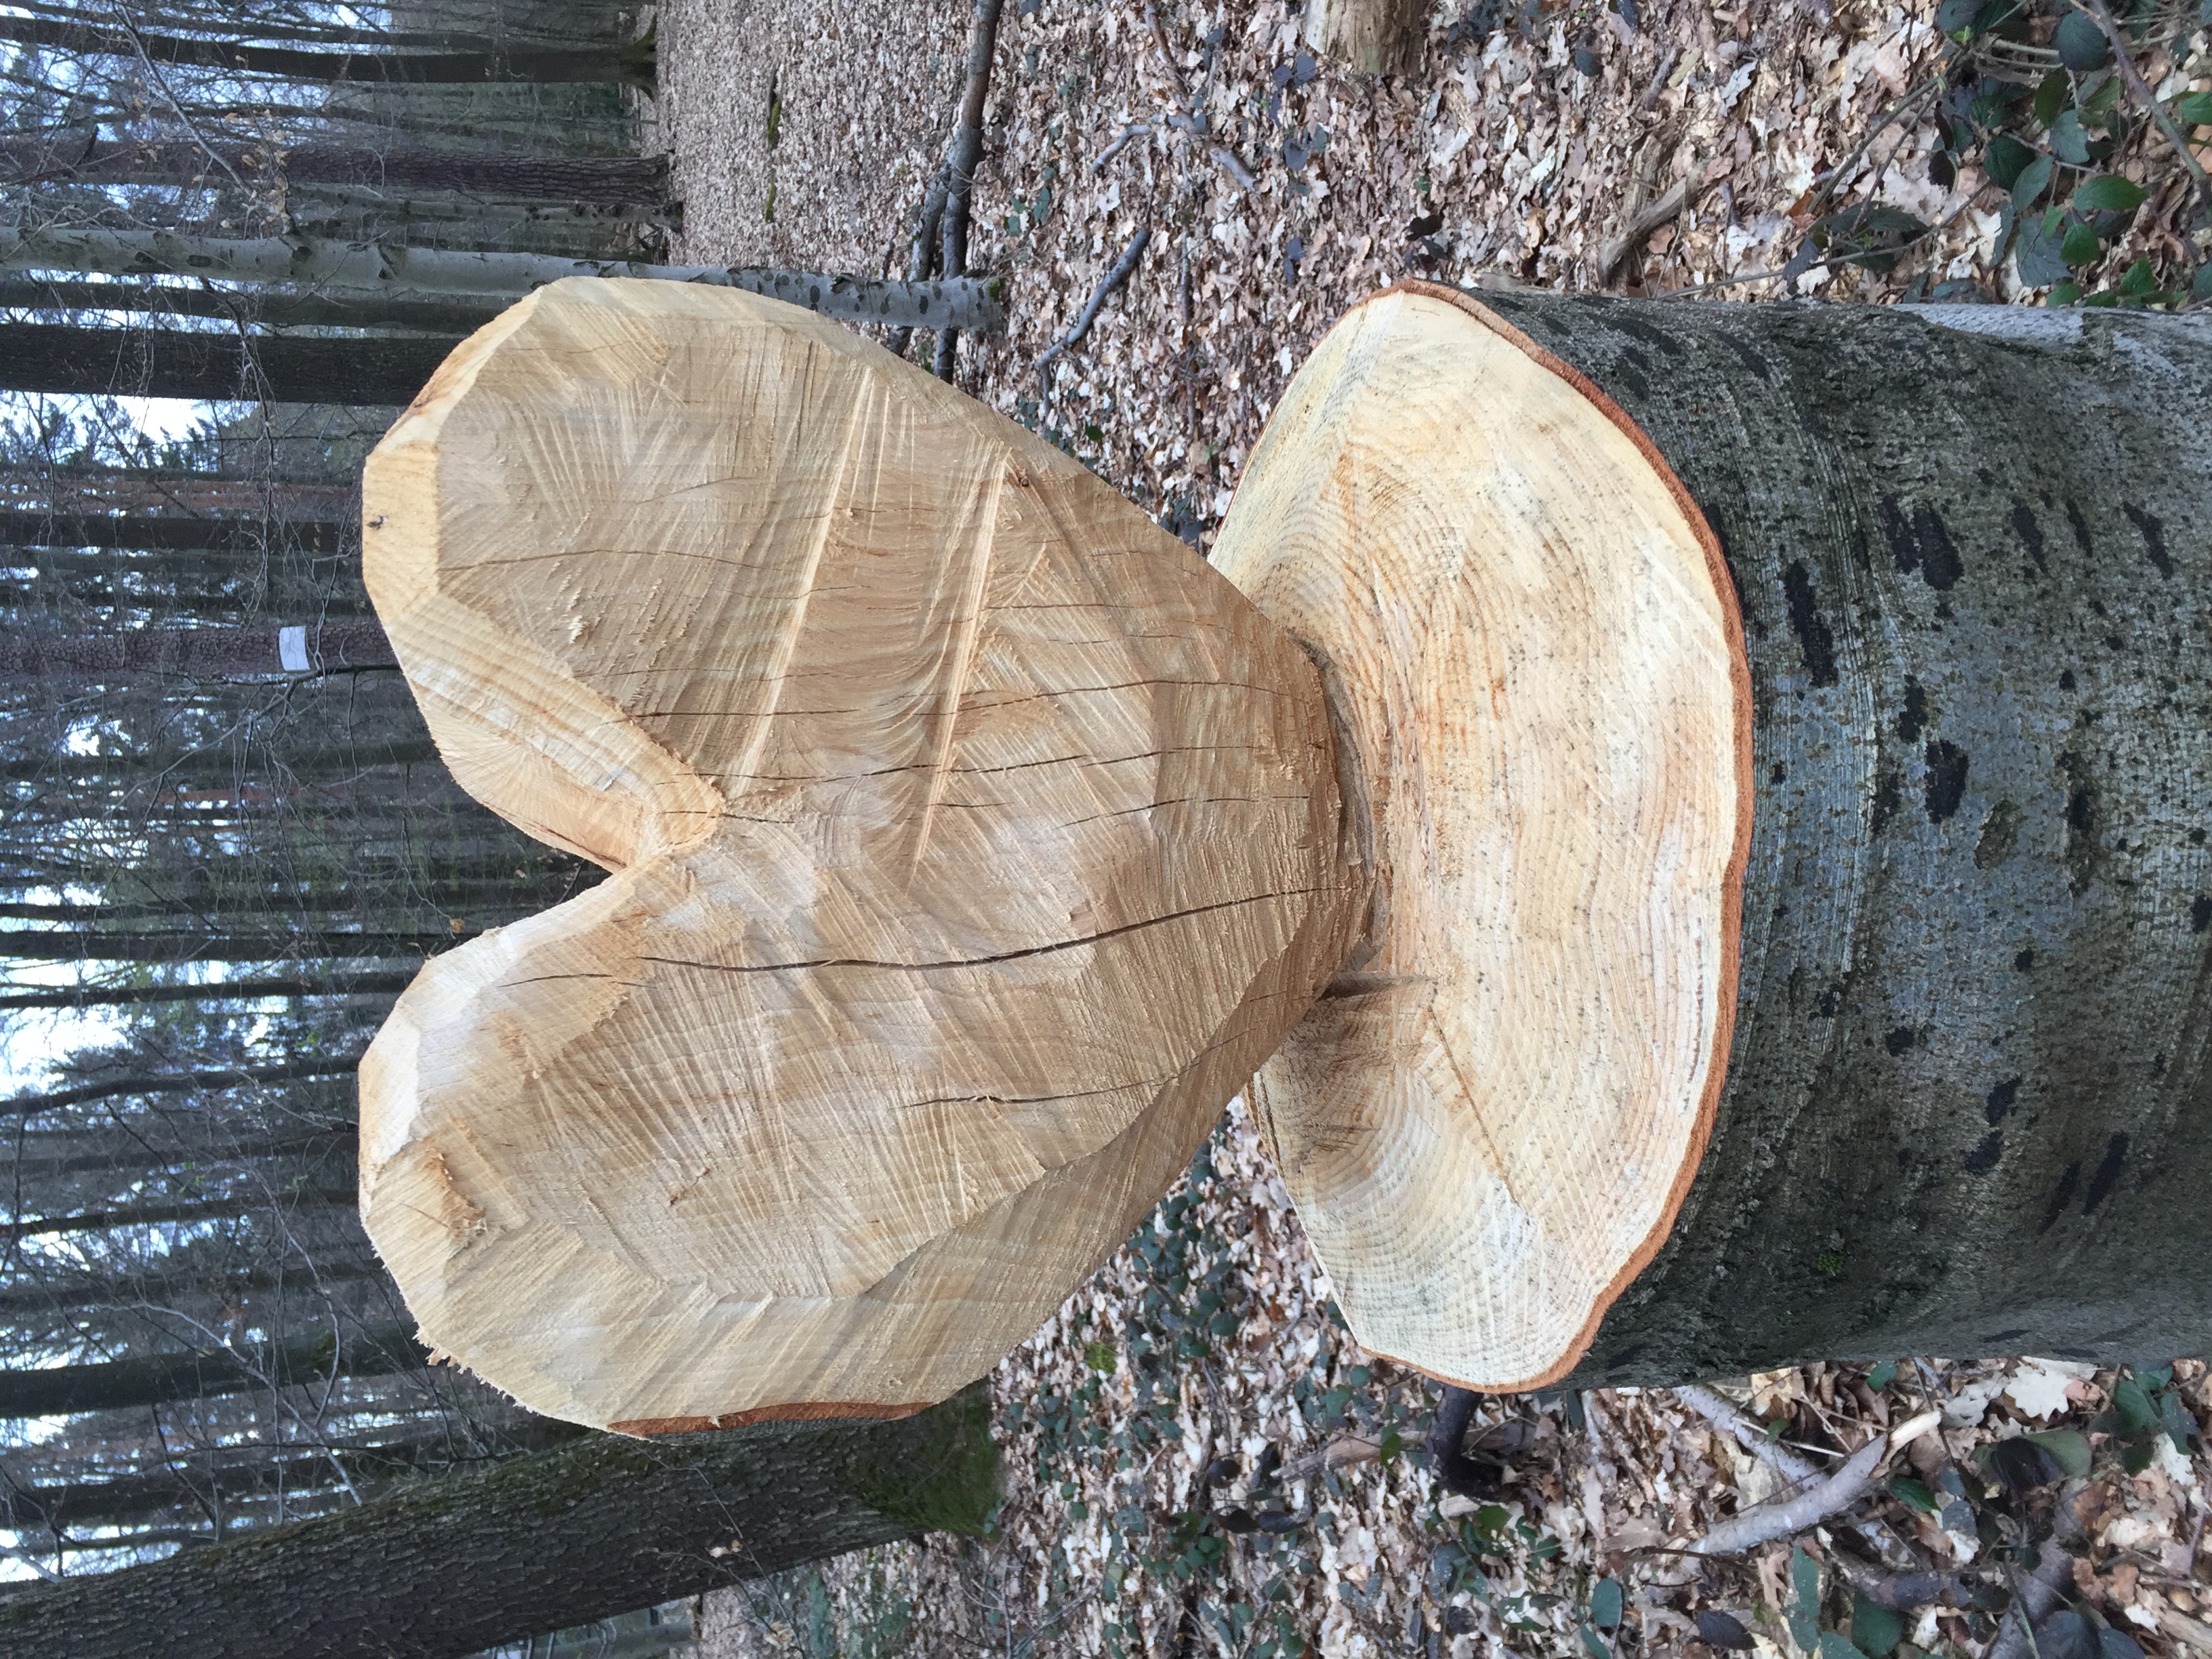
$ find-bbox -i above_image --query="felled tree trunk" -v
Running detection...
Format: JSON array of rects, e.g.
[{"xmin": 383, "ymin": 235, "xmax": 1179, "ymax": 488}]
[
  {"xmin": 0, "ymin": 1389, "xmax": 995, "ymax": 1659},
  {"xmin": 1462, "ymin": 295, "xmax": 2212, "ymax": 1385},
  {"xmin": 1227, "ymin": 286, "xmax": 2212, "ymax": 1389}
]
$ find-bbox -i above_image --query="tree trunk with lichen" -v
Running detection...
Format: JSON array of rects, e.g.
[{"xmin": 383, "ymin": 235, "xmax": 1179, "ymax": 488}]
[
  {"xmin": 1455, "ymin": 295, "xmax": 2212, "ymax": 1384},
  {"xmin": 0, "ymin": 1387, "xmax": 996, "ymax": 1659}
]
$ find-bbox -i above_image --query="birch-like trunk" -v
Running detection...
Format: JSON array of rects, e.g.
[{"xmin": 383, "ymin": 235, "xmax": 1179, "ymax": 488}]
[{"xmin": 1, "ymin": 227, "xmax": 1006, "ymax": 333}]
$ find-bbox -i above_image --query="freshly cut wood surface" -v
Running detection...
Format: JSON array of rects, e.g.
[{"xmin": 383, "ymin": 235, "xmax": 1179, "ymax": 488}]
[
  {"xmin": 1213, "ymin": 284, "xmax": 1750, "ymax": 1391},
  {"xmin": 359, "ymin": 278, "xmax": 1362, "ymax": 1432}
]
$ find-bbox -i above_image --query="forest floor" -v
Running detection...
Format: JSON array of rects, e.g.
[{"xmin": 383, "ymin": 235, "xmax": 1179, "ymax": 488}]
[{"xmin": 642, "ymin": 0, "xmax": 2212, "ymax": 1652}]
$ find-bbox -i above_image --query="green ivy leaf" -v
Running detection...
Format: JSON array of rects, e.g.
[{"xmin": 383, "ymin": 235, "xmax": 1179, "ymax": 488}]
[
  {"xmin": 1591, "ymin": 1578, "xmax": 1625, "ymax": 1630},
  {"xmin": 2074, "ymin": 176, "xmax": 2147, "ymax": 212},
  {"xmin": 2115, "ymin": 1376, "xmax": 2160, "ymax": 1434},
  {"xmin": 1851, "ymin": 1593, "xmax": 1906, "ymax": 1657},
  {"xmin": 2047, "ymin": 281, "xmax": 2084, "ymax": 306},
  {"xmin": 2049, "ymin": 110, "xmax": 2091, "ymax": 164},
  {"xmin": 2055, "ymin": 12, "xmax": 2111, "ymax": 69},
  {"xmin": 1788, "ymin": 1549, "xmax": 1822, "ymax": 1652},
  {"xmin": 1820, "ymin": 1631, "xmax": 1875, "ymax": 1659},
  {"xmin": 1891, "ymin": 1475, "xmax": 1942, "ymax": 1513},
  {"xmin": 2177, "ymin": 92, "xmax": 2212, "ymax": 126},
  {"xmin": 2024, "ymin": 1428, "xmax": 2094, "ymax": 1477},
  {"xmin": 2062, "ymin": 222, "xmax": 2103, "ymax": 267},
  {"xmin": 2013, "ymin": 155, "xmax": 2056, "ymax": 211},
  {"xmin": 1579, "ymin": 1625, "xmax": 1612, "ymax": 1659},
  {"xmin": 2034, "ymin": 68, "xmax": 2071, "ymax": 125},
  {"xmin": 2119, "ymin": 258, "xmax": 2157, "ymax": 296},
  {"xmin": 1985, "ymin": 132, "xmax": 2038, "ymax": 188}
]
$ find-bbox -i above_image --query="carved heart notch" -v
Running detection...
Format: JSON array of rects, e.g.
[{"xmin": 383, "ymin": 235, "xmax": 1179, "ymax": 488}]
[{"xmin": 358, "ymin": 279, "xmax": 1364, "ymax": 1432}]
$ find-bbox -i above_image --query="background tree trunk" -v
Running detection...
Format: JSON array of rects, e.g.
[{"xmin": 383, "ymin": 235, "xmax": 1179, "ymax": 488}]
[
  {"xmin": 1450, "ymin": 294, "xmax": 2212, "ymax": 1382},
  {"xmin": 0, "ymin": 16, "xmax": 654, "ymax": 85},
  {"xmin": 0, "ymin": 279, "xmax": 503, "ymax": 336},
  {"xmin": 0, "ymin": 325, "xmax": 452, "ymax": 405},
  {"xmin": 0, "ymin": 138, "xmax": 669, "ymax": 203},
  {"xmin": 0, "ymin": 1322, "xmax": 426, "ymax": 1418},
  {"xmin": 0, "ymin": 1387, "xmax": 996, "ymax": 1659}
]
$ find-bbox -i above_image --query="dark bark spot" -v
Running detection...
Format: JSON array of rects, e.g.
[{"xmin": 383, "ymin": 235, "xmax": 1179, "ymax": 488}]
[
  {"xmin": 2083, "ymin": 1132, "xmax": 2129, "ymax": 1214},
  {"xmin": 2059, "ymin": 752, "xmax": 2101, "ymax": 895},
  {"xmin": 1816, "ymin": 982, "xmax": 1843, "ymax": 1018},
  {"xmin": 2193, "ymin": 895, "xmax": 2212, "ymax": 934},
  {"xmin": 1620, "ymin": 346, "xmax": 1652, "ymax": 376},
  {"xmin": 2015, "ymin": 948, "xmax": 2036, "ymax": 971},
  {"xmin": 2191, "ymin": 828, "xmax": 2207, "ymax": 845},
  {"xmin": 1925, "ymin": 740, "xmax": 1969, "ymax": 823},
  {"xmin": 1782, "ymin": 561, "xmax": 1839, "ymax": 688},
  {"xmin": 1614, "ymin": 364, "xmax": 1650, "ymax": 401},
  {"xmin": 1974, "ymin": 799, "xmax": 2022, "ymax": 868},
  {"xmin": 1787, "ymin": 964, "xmax": 1806, "ymax": 1011},
  {"xmin": 1898, "ymin": 676, "xmax": 1929, "ymax": 741},
  {"xmin": 2011, "ymin": 501, "xmax": 2049, "ymax": 577},
  {"xmin": 2123, "ymin": 505, "xmax": 2173, "ymax": 578},
  {"xmin": 1721, "ymin": 333, "xmax": 1772, "ymax": 379},
  {"xmin": 2065, "ymin": 498, "xmax": 2095, "ymax": 561},
  {"xmin": 2038, "ymin": 1160, "xmax": 2082, "ymax": 1233},
  {"xmin": 1610, "ymin": 314, "xmax": 1681, "ymax": 354},
  {"xmin": 1963, "ymin": 1131, "xmax": 2003, "ymax": 1174},
  {"xmin": 1872, "ymin": 769, "xmax": 1902, "ymax": 836},
  {"xmin": 1879, "ymin": 496, "xmax": 1919, "ymax": 576},
  {"xmin": 1884, "ymin": 1025, "xmax": 1918, "ymax": 1056},
  {"xmin": 1984, "ymin": 1078, "xmax": 2022, "ymax": 1124},
  {"xmin": 1877, "ymin": 497, "xmax": 1965, "ymax": 590},
  {"xmin": 1605, "ymin": 1343, "xmax": 1647, "ymax": 1368},
  {"xmin": 2060, "ymin": 670, "xmax": 2076, "ymax": 691},
  {"xmin": 1912, "ymin": 504, "xmax": 1964, "ymax": 590},
  {"xmin": 1982, "ymin": 1326, "xmax": 2033, "ymax": 1344},
  {"xmin": 1769, "ymin": 762, "xmax": 1787, "ymax": 783}
]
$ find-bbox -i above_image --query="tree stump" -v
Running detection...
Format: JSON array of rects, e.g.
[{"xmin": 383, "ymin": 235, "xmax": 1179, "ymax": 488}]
[{"xmin": 362, "ymin": 277, "xmax": 2212, "ymax": 1429}]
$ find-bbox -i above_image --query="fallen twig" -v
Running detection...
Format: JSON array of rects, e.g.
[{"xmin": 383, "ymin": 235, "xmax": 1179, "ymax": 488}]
[
  {"xmin": 1989, "ymin": 1541, "xmax": 2077, "ymax": 1659},
  {"xmin": 1686, "ymin": 1411, "xmax": 1939, "ymax": 1556},
  {"xmin": 1428, "ymin": 1385, "xmax": 1492, "ymax": 1498},
  {"xmin": 1601, "ymin": 160, "xmax": 1706, "ymax": 279},
  {"xmin": 1828, "ymin": 1548, "xmax": 1990, "ymax": 1612},
  {"xmin": 1129, "ymin": 1, "xmax": 1256, "ymax": 190},
  {"xmin": 1676, "ymin": 1384, "xmax": 1822, "ymax": 1488},
  {"xmin": 1037, "ymin": 225, "xmax": 1150, "ymax": 396},
  {"xmin": 933, "ymin": 0, "xmax": 1008, "ymax": 382},
  {"xmin": 1635, "ymin": 44, "xmax": 1682, "ymax": 113},
  {"xmin": 1275, "ymin": 1432, "xmax": 1380, "ymax": 1486},
  {"xmin": 888, "ymin": 163, "xmax": 951, "ymax": 361},
  {"xmin": 1094, "ymin": 121, "xmax": 1155, "ymax": 171},
  {"xmin": 2070, "ymin": 0, "xmax": 2212, "ymax": 229}
]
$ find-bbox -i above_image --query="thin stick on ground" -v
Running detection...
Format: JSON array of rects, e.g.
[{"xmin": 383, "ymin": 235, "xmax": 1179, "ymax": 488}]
[
  {"xmin": 889, "ymin": 164, "xmax": 951, "ymax": 362},
  {"xmin": 1036, "ymin": 225, "xmax": 1151, "ymax": 398},
  {"xmin": 2070, "ymin": 0, "xmax": 2212, "ymax": 229},
  {"xmin": 934, "ymin": 0, "xmax": 1008, "ymax": 382},
  {"xmin": 1685, "ymin": 1411, "xmax": 1939, "ymax": 1557}
]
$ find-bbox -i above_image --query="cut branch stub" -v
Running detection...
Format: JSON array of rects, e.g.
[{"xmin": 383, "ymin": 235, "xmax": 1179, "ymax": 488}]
[
  {"xmin": 1212, "ymin": 285, "xmax": 1750, "ymax": 1391},
  {"xmin": 359, "ymin": 278, "xmax": 1364, "ymax": 1432}
]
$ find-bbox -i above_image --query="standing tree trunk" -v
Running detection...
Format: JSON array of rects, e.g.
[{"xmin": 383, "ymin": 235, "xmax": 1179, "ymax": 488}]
[
  {"xmin": 0, "ymin": 1388, "xmax": 996, "ymax": 1659},
  {"xmin": 0, "ymin": 16, "xmax": 655, "ymax": 86},
  {"xmin": 0, "ymin": 512, "xmax": 352, "ymax": 552},
  {"xmin": 0, "ymin": 138, "xmax": 670, "ymax": 203},
  {"xmin": 0, "ymin": 279, "xmax": 504, "ymax": 336},
  {"xmin": 0, "ymin": 325, "xmax": 455, "ymax": 405},
  {"xmin": 0, "ymin": 620, "xmax": 395, "ymax": 678},
  {"xmin": 0, "ymin": 1324, "xmax": 427, "ymax": 1419}
]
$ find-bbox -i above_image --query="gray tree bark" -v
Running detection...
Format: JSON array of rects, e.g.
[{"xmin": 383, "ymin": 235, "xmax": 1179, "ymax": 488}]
[
  {"xmin": 0, "ymin": 138, "xmax": 670, "ymax": 204},
  {"xmin": 0, "ymin": 1322, "xmax": 426, "ymax": 1418},
  {"xmin": 1450, "ymin": 291, "xmax": 2212, "ymax": 1381},
  {"xmin": 0, "ymin": 1388, "xmax": 996, "ymax": 1659}
]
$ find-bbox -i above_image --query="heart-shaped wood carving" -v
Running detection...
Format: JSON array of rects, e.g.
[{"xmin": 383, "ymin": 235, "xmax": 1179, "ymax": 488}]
[{"xmin": 359, "ymin": 279, "xmax": 1364, "ymax": 1431}]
